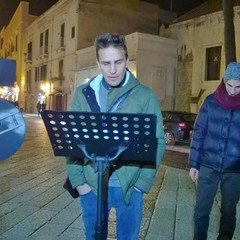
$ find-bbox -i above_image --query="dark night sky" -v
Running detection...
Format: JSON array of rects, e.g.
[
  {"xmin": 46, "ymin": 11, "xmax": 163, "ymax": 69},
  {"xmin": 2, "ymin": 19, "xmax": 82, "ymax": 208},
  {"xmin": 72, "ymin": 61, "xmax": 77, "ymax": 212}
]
[
  {"xmin": 0, "ymin": 0, "xmax": 206, "ymax": 30},
  {"xmin": 144, "ymin": 0, "xmax": 206, "ymax": 13},
  {"xmin": 0, "ymin": 0, "xmax": 59, "ymax": 30}
]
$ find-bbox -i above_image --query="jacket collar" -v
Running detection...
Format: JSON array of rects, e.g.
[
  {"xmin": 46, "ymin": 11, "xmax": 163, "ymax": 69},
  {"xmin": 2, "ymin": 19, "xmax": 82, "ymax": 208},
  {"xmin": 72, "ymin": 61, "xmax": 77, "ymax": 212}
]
[{"xmin": 82, "ymin": 70, "xmax": 140, "ymax": 110}]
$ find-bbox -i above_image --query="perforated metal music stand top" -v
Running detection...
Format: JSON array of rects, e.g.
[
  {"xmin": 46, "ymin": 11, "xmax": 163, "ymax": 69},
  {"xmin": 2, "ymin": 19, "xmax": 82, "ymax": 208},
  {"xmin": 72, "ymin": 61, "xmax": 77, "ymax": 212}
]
[{"xmin": 41, "ymin": 110, "xmax": 157, "ymax": 162}]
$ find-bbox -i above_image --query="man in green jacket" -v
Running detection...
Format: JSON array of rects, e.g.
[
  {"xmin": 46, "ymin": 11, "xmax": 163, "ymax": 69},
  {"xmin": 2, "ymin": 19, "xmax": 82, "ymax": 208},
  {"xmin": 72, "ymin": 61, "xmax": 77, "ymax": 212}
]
[{"xmin": 67, "ymin": 33, "xmax": 165, "ymax": 240}]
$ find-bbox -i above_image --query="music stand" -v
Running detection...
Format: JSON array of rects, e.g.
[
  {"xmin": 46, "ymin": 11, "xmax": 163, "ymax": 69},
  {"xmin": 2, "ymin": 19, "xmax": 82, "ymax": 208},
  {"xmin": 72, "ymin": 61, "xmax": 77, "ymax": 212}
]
[{"xmin": 41, "ymin": 110, "xmax": 157, "ymax": 240}]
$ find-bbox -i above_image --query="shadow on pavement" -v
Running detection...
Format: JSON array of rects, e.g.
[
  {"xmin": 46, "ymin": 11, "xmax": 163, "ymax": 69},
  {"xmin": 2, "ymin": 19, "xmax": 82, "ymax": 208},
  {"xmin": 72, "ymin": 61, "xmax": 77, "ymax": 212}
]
[{"xmin": 162, "ymin": 149, "xmax": 189, "ymax": 170}]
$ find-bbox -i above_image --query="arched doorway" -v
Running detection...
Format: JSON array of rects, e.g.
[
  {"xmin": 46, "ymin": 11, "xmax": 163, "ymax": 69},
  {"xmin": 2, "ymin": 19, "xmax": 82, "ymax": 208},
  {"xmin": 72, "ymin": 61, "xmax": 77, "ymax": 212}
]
[{"xmin": 49, "ymin": 92, "xmax": 67, "ymax": 110}]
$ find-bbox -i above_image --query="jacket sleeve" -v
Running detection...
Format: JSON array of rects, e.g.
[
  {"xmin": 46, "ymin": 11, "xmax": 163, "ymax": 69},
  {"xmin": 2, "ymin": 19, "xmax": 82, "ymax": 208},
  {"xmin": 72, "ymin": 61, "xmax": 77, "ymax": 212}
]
[
  {"xmin": 135, "ymin": 91, "xmax": 166, "ymax": 193},
  {"xmin": 66, "ymin": 157, "xmax": 87, "ymax": 188},
  {"xmin": 189, "ymin": 98, "xmax": 209, "ymax": 170},
  {"xmin": 66, "ymin": 86, "xmax": 88, "ymax": 188}
]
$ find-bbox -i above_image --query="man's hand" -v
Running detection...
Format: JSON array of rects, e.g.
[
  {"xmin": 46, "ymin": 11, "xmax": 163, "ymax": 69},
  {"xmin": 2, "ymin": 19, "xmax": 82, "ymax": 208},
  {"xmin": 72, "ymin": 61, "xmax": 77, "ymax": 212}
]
[
  {"xmin": 76, "ymin": 183, "xmax": 91, "ymax": 195},
  {"xmin": 189, "ymin": 167, "xmax": 199, "ymax": 182}
]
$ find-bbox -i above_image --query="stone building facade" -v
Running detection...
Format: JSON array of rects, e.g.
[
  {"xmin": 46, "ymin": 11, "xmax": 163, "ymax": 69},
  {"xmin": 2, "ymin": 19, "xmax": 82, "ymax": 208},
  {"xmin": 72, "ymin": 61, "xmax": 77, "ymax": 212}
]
[
  {"xmin": 161, "ymin": 0, "xmax": 240, "ymax": 112},
  {"xmin": 1, "ymin": 0, "xmax": 166, "ymax": 112},
  {"xmin": 0, "ymin": 1, "xmax": 38, "ymax": 110}
]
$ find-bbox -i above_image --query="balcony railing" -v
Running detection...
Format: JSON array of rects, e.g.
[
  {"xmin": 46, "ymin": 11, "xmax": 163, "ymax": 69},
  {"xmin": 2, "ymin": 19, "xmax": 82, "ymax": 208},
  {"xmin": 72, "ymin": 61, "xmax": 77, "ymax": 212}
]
[
  {"xmin": 56, "ymin": 37, "xmax": 65, "ymax": 52},
  {"xmin": 39, "ymin": 45, "xmax": 49, "ymax": 58},
  {"xmin": 24, "ymin": 52, "xmax": 32, "ymax": 64}
]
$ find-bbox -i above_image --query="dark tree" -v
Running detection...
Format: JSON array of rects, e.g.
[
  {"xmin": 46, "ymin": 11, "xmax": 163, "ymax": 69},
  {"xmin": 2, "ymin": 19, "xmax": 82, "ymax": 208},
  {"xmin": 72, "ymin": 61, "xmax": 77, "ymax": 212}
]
[{"xmin": 223, "ymin": 0, "xmax": 236, "ymax": 66}]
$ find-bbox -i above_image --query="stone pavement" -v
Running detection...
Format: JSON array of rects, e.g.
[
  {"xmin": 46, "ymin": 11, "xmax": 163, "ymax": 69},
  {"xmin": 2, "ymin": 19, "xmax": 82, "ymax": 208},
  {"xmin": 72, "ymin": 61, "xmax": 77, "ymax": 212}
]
[{"xmin": 0, "ymin": 113, "xmax": 239, "ymax": 240}]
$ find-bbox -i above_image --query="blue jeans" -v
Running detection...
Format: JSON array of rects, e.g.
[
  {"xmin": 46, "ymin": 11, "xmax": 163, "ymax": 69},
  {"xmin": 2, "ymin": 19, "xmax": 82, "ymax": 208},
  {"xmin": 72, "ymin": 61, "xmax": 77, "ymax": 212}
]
[
  {"xmin": 194, "ymin": 166, "xmax": 240, "ymax": 240},
  {"xmin": 80, "ymin": 187, "xmax": 143, "ymax": 240}
]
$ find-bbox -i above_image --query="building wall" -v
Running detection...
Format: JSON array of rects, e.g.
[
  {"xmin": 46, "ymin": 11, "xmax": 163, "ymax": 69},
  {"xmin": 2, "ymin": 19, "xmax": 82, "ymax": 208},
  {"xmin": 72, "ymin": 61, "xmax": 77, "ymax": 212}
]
[
  {"xmin": 0, "ymin": 1, "xmax": 37, "ymax": 109},
  {"xmin": 23, "ymin": 0, "xmax": 161, "ymax": 112},
  {"xmin": 175, "ymin": 60, "xmax": 193, "ymax": 111},
  {"xmin": 2, "ymin": 0, "xmax": 178, "ymax": 113},
  {"xmin": 76, "ymin": 0, "xmax": 159, "ymax": 49},
  {"xmin": 24, "ymin": 0, "xmax": 79, "ymax": 112},
  {"xmin": 133, "ymin": 32, "xmax": 177, "ymax": 110},
  {"xmin": 163, "ymin": 6, "xmax": 240, "ymax": 112}
]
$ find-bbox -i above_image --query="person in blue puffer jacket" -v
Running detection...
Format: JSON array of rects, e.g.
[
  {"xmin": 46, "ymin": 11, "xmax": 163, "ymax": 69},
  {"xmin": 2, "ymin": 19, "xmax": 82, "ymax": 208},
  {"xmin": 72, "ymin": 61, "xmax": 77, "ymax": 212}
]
[{"xmin": 189, "ymin": 62, "xmax": 240, "ymax": 240}]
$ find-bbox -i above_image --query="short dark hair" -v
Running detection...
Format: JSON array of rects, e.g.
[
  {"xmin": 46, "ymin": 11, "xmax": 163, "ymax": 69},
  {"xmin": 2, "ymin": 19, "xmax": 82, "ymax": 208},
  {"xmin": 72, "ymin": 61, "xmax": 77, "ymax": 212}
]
[{"xmin": 95, "ymin": 33, "xmax": 128, "ymax": 61}]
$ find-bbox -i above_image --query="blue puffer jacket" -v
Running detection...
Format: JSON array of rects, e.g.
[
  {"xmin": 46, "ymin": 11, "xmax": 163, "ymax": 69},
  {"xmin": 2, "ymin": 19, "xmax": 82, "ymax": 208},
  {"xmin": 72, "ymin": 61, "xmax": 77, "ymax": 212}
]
[{"xmin": 189, "ymin": 94, "xmax": 240, "ymax": 173}]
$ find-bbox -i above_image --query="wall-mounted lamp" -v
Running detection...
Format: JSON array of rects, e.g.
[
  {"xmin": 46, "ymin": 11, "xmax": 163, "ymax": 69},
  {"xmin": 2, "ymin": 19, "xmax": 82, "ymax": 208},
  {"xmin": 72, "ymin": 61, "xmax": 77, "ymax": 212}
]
[{"xmin": 41, "ymin": 82, "xmax": 50, "ymax": 93}]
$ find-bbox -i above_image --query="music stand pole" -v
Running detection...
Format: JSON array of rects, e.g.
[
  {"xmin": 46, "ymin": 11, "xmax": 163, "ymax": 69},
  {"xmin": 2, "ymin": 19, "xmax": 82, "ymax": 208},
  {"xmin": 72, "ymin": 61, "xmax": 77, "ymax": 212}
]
[
  {"xmin": 78, "ymin": 143, "xmax": 127, "ymax": 240},
  {"xmin": 79, "ymin": 144, "xmax": 128, "ymax": 239}
]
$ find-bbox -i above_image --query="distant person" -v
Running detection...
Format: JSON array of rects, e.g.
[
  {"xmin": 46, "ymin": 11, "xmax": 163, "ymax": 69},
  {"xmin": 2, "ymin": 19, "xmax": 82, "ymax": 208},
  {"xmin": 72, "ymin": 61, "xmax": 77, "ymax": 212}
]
[
  {"xmin": 36, "ymin": 101, "xmax": 41, "ymax": 116},
  {"xmin": 14, "ymin": 101, "xmax": 18, "ymax": 107},
  {"xmin": 41, "ymin": 101, "xmax": 46, "ymax": 112},
  {"xmin": 66, "ymin": 33, "xmax": 166, "ymax": 239},
  {"xmin": 189, "ymin": 62, "xmax": 240, "ymax": 240}
]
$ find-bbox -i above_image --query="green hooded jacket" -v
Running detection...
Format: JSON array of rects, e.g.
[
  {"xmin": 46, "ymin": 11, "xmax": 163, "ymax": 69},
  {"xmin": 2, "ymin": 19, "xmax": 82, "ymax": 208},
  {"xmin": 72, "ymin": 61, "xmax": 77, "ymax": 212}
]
[{"xmin": 67, "ymin": 70, "xmax": 165, "ymax": 204}]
